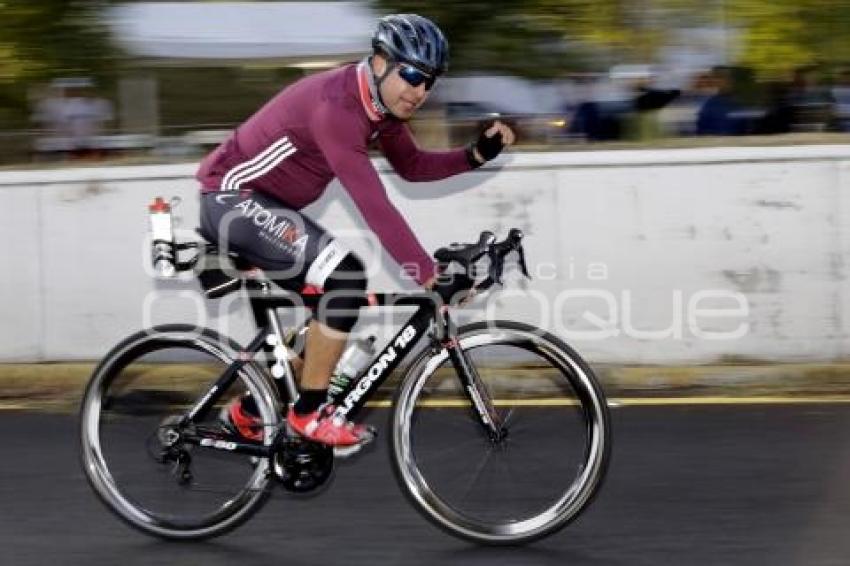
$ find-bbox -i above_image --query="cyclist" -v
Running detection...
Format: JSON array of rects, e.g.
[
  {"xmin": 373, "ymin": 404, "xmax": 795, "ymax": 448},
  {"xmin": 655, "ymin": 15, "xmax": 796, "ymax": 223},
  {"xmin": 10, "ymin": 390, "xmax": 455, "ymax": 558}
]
[{"xmin": 196, "ymin": 14, "xmax": 515, "ymax": 449}]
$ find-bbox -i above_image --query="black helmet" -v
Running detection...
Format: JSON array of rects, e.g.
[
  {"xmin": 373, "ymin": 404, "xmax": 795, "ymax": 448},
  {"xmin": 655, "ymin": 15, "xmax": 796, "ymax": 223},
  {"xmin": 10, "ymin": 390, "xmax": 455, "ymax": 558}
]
[{"xmin": 372, "ymin": 14, "xmax": 449, "ymax": 76}]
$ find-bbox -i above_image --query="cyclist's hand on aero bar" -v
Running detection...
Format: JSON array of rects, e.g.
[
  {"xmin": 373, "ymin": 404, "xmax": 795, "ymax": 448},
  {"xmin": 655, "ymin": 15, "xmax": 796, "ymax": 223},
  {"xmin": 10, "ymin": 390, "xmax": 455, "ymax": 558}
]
[{"xmin": 467, "ymin": 120, "xmax": 516, "ymax": 168}]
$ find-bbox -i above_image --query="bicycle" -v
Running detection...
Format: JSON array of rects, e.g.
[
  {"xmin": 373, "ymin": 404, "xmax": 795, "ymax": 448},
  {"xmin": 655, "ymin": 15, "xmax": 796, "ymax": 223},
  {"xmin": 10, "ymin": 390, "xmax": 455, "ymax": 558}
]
[{"xmin": 79, "ymin": 227, "xmax": 611, "ymax": 545}]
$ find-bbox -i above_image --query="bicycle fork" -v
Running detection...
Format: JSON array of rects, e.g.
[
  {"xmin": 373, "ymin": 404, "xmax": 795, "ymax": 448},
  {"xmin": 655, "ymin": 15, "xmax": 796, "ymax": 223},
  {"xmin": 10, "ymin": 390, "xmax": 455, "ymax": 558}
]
[{"xmin": 440, "ymin": 310, "xmax": 507, "ymax": 443}]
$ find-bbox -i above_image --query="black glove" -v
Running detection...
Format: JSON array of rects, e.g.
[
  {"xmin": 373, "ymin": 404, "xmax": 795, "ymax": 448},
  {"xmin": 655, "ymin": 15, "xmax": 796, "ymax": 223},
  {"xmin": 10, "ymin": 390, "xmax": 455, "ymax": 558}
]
[
  {"xmin": 466, "ymin": 125, "xmax": 505, "ymax": 169},
  {"xmin": 432, "ymin": 272, "xmax": 476, "ymax": 304}
]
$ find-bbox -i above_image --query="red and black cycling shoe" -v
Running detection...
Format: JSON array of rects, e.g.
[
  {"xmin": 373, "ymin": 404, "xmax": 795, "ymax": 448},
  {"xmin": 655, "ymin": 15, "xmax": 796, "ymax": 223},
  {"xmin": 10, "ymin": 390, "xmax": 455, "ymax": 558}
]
[
  {"xmin": 220, "ymin": 397, "xmax": 264, "ymax": 442},
  {"xmin": 286, "ymin": 403, "xmax": 376, "ymax": 448}
]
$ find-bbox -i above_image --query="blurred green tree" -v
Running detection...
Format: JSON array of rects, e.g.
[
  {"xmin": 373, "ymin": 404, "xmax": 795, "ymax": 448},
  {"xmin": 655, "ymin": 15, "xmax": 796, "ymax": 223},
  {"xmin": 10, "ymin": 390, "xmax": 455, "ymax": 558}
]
[
  {"xmin": 370, "ymin": 0, "xmax": 686, "ymax": 75},
  {"xmin": 728, "ymin": 0, "xmax": 850, "ymax": 78},
  {"xmin": 0, "ymin": 1, "xmax": 117, "ymax": 127},
  {"xmin": 372, "ymin": 0, "xmax": 850, "ymax": 79}
]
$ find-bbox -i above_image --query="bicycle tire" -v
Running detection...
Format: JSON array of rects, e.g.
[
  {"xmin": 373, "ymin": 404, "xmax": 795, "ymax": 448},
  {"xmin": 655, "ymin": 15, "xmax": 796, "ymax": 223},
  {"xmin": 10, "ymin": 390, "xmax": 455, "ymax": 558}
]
[
  {"xmin": 79, "ymin": 324, "xmax": 281, "ymax": 540},
  {"xmin": 390, "ymin": 320, "xmax": 611, "ymax": 545}
]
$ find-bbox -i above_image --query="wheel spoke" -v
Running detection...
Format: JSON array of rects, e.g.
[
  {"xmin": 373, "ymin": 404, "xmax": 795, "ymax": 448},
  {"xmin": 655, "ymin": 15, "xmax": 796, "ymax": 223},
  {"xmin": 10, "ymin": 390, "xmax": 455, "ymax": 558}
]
[
  {"xmin": 506, "ymin": 406, "xmax": 582, "ymax": 436},
  {"xmin": 494, "ymin": 450, "xmax": 537, "ymax": 519},
  {"xmin": 413, "ymin": 432, "xmax": 487, "ymax": 464},
  {"xmin": 458, "ymin": 445, "xmax": 496, "ymax": 506},
  {"xmin": 501, "ymin": 405, "xmax": 520, "ymax": 428}
]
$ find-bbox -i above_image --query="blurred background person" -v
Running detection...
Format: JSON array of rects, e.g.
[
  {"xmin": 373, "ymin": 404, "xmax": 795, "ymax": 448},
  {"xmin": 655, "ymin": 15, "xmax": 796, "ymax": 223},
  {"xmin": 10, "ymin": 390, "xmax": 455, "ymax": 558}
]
[
  {"xmin": 832, "ymin": 67, "xmax": 850, "ymax": 132},
  {"xmin": 786, "ymin": 66, "xmax": 834, "ymax": 132},
  {"xmin": 659, "ymin": 71, "xmax": 715, "ymax": 137},
  {"xmin": 625, "ymin": 69, "xmax": 681, "ymax": 141},
  {"xmin": 696, "ymin": 66, "xmax": 745, "ymax": 136},
  {"xmin": 32, "ymin": 78, "xmax": 114, "ymax": 160},
  {"xmin": 759, "ymin": 66, "xmax": 836, "ymax": 134}
]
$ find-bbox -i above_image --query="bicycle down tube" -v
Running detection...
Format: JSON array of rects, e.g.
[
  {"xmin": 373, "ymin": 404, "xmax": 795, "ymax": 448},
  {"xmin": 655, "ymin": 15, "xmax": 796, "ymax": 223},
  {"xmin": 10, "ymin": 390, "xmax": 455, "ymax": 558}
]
[{"xmin": 329, "ymin": 295, "xmax": 435, "ymax": 420}]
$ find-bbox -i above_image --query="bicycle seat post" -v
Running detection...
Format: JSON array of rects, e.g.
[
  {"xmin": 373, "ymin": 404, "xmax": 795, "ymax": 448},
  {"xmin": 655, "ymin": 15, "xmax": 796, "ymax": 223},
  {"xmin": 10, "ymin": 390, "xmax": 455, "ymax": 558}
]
[{"xmin": 252, "ymin": 280, "xmax": 300, "ymax": 404}]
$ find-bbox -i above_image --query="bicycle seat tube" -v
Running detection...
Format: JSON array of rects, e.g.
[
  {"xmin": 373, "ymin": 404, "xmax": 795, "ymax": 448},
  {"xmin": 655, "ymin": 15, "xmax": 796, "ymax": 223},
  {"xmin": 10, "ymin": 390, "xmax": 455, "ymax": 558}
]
[{"xmin": 248, "ymin": 280, "xmax": 300, "ymax": 403}]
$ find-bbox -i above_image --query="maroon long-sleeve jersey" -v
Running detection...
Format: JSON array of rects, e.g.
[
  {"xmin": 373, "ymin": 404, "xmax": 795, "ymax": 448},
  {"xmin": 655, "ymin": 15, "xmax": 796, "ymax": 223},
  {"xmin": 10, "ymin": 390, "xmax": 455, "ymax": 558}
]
[{"xmin": 197, "ymin": 61, "xmax": 471, "ymax": 284}]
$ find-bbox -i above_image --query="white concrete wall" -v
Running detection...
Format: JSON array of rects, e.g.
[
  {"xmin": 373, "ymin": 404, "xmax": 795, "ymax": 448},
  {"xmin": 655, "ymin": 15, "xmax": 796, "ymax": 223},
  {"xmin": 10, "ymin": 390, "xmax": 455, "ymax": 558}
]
[{"xmin": 1, "ymin": 145, "xmax": 848, "ymax": 363}]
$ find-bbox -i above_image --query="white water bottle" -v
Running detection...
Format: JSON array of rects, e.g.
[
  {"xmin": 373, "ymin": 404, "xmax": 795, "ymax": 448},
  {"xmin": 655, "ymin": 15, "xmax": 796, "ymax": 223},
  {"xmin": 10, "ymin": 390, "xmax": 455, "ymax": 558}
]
[
  {"xmin": 328, "ymin": 336, "xmax": 377, "ymax": 396},
  {"xmin": 149, "ymin": 196, "xmax": 176, "ymax": 278}
]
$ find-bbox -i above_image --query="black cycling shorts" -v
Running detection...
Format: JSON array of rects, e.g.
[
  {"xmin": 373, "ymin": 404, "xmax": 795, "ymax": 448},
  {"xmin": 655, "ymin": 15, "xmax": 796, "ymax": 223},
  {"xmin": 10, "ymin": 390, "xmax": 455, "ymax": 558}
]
[{"xmin": 199, "ymin": 191, "xmax": 349, "ymax": 290}]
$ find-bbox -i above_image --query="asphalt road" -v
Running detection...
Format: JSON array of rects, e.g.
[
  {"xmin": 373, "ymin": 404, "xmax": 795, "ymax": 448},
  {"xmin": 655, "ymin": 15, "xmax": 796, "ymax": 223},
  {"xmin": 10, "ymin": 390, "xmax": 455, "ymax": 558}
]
[{"xmin": 1, "ymin": 404, "xmax": 849, "ymax": 566}]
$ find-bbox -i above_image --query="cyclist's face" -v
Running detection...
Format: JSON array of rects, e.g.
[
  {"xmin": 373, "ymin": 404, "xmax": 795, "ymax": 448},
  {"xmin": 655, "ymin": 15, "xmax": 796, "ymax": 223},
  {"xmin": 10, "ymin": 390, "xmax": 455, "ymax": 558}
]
[{"xmin": 374, "ymin": 56, "xmax": 431, "ymax": 120}]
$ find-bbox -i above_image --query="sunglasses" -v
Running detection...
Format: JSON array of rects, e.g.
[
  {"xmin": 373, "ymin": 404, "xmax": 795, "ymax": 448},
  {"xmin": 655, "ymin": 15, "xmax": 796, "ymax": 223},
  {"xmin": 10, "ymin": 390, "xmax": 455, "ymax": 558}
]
[{"xmin": 397, "ymin": 64, "xmax": 437, "ymax": 91}]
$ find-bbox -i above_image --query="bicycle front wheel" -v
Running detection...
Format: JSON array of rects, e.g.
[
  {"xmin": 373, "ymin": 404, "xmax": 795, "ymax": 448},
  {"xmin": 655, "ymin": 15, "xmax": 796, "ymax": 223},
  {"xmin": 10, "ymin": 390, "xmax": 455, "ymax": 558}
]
[
  {"xmin": 391, "ymin": 320, "xmax": 611, "ymax": 545},
  {"xmin": 79, "ymin": 325, "xmax": 281, "ymax": 540}
]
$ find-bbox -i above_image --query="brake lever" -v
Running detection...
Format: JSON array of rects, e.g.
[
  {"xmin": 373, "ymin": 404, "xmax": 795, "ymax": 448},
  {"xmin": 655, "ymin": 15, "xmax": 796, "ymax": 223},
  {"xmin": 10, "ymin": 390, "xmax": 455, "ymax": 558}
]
[
  {"xmin": 504, "ymin": 229, "xmax": 531, "ymax": 280},
  {"xmin": 486, "ymin": 229, "xmax": 522, "ymax": 285},
  {"xmin": 517, "ymin": 246, "xmax": 531, "ymax": 279},
  {"xmin": 507, "ymin": 228, "xmax": 523, "ymax": 246},
  {"xmin": 467, "ymin": 231, "xmax": 496, "ymax": 273},
  {"xmin": 490, "ymin": 228, "xmax": 531, "ymax": 285},
  {"xmin": 488, "ymin": 247, "xmax": 505, "ymax": 285},
  {"xmin": 477, "ymin": 230, "xmax": 496, "ymax": 256}
]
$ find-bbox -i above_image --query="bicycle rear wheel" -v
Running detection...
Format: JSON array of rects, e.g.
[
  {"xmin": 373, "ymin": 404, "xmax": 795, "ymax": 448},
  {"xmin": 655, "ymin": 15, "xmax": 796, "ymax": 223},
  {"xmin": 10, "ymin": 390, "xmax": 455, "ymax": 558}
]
[
  {"xmin": 391, "ymin": 320, "xmax": 611, "ymax": 545},
  {"xmin": 79, "ymin": 325, "xmax": 280, "ymax": 540}
]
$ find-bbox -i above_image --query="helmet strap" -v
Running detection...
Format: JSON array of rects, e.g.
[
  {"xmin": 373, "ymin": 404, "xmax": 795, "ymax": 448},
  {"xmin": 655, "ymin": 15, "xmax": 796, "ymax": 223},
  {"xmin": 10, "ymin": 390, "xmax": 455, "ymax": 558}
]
[{"xmin": 367, "ymin": 54, "xmax": 397, "ymax": 118}]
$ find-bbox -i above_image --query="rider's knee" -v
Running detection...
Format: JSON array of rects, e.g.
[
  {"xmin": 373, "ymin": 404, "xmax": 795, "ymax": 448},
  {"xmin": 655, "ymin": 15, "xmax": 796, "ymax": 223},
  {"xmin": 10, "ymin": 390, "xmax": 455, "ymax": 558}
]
[{"xmin": 317, "ymin": 253, "xmax": 367, "ymax": 333}]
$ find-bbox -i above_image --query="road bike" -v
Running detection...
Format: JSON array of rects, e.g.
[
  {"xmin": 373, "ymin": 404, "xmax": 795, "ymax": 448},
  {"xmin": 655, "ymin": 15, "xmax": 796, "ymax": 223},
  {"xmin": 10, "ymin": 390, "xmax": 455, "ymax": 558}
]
[{"xmin": 79, "ymin": 228, "xmax": 611, "ymax": 545}]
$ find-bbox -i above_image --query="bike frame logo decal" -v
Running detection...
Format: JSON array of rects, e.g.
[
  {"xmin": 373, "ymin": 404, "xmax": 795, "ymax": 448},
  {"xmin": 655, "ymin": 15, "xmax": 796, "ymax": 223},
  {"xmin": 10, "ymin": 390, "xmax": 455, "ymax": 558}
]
[
  {"xmin": 335, "ymin": 324, "xmax": 418, "ymax": 417},
  {"xmin": 200, "ymin": 438, "xmax": 238, "ymax": 451}
]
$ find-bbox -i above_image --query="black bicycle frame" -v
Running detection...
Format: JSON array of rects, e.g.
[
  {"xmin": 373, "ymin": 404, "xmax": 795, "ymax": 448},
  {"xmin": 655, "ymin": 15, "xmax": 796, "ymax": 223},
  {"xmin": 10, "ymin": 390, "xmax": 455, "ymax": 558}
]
[{"xmin": 177, "ymin": 283, "xmax": 501, "ymax": 458}]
